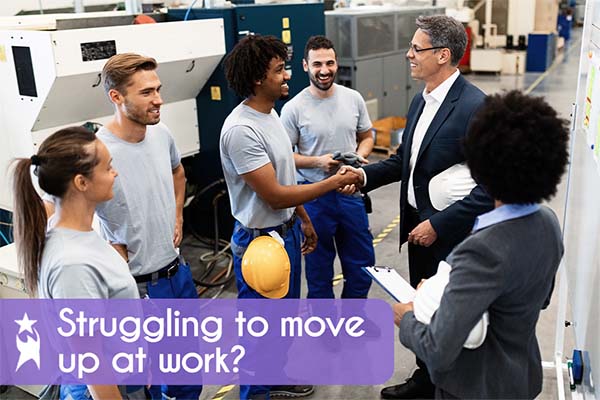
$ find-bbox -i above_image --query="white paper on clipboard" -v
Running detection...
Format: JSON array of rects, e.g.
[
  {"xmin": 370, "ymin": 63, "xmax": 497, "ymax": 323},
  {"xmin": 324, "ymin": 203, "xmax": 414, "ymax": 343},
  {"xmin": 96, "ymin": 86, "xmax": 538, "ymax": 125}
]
[{"xmin": 363, "ymin": 266, "xmax": 416, "ymax": 303}]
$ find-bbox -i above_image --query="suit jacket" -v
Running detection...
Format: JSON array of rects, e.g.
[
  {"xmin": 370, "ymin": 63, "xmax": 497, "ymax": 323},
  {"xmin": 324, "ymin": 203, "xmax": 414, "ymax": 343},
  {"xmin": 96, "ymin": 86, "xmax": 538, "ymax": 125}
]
[
  {"xmin": 362, "ymin": 74, "xmax": 493, "ymax": 257},
  {"xmin": 399, "ymin": 206, "xmax": 564, "ymax": 399}
]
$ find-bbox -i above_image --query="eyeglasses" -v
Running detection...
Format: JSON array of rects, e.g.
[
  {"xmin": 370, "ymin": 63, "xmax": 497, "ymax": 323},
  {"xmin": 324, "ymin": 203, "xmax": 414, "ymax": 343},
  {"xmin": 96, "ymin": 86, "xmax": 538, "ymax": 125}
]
[{"xmin": 408, "ymin": 42, "xmax": 447, "ymax": 53}]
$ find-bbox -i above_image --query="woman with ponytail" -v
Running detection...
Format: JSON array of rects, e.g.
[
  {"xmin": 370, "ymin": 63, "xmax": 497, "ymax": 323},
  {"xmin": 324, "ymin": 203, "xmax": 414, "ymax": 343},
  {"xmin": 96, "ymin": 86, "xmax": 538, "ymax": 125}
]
[{"xmin": 12, "ymin": 126, "xmax": 140, "ymax": 399}]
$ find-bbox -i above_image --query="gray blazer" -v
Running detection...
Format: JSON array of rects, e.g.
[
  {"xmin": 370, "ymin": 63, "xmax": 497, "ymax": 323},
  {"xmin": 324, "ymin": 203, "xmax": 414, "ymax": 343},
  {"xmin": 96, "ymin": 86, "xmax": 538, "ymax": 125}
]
[{"xmin": 399, "ymin": 206, "xmax": 563, "ymax": 399}]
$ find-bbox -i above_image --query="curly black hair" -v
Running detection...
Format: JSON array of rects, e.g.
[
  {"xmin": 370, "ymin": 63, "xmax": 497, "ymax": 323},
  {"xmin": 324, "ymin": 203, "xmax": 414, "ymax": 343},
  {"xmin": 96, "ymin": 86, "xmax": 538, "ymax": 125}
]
[
  {"xmin": 223, "ymin": 35, "xmax": 288, "ymax": 98},
  {"xmin": 464, "ymin": 90, "xmax": 569, "ymax": 204}
]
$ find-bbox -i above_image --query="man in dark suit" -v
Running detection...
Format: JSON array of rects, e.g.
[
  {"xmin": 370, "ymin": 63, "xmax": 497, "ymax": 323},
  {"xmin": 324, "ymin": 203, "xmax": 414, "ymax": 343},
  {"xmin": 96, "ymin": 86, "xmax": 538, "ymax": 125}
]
[
  {"xmin": 394, "ymin": 91, "xmax": 568, "ymax": 399},
  {"xmin": 344, "ymin": 15, "xmax": 494, "ymax": 399}
]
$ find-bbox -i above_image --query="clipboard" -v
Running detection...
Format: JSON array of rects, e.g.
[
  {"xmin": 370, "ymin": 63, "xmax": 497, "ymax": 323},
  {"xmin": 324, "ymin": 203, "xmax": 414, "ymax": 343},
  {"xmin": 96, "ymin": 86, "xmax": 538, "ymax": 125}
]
[{"xmin": 362, "ymin": 266, "xmax": 416, "ymax": 303}]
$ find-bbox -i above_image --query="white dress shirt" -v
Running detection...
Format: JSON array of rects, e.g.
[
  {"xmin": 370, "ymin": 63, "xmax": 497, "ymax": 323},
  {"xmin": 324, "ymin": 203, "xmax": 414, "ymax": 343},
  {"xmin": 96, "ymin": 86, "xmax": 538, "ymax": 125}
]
[{"xmin": 407, "ymin": 69, "xmax": 460, "ymax": 208}]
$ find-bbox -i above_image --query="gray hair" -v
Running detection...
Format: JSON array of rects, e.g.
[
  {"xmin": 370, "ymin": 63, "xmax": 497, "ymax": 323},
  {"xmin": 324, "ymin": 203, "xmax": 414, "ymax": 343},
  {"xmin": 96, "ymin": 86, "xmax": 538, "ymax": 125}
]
[{"xmin": 415, "ymin": 15, "xmax": 467, "ymax": 66}]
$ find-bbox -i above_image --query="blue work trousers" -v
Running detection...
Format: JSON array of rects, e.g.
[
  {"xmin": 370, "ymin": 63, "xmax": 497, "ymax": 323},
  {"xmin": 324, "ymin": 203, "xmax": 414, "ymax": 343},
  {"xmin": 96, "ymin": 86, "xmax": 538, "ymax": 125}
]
[
  {"xmin": 60, "ymin": 385, "xmax": 146, "ymax": 400},
  {"xmin": 60, "ymin": 261, "xmax": 201, "ymax": 400},
  {"xmin": 230, "ymin": 219, "xmax": 303, "ymax": 400},
  {"xmin": 138, "ymin": 259, "xmax": 203, "ymax": 400},
  {"xmin": 302, "ymin": 188, "xmax": 374, "ymax": 299}
]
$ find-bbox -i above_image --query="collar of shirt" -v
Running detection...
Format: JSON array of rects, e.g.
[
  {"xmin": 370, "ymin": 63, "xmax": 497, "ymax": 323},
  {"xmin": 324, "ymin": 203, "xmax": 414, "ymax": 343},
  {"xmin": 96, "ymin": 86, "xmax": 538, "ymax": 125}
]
[
  {"xmin": 473, "ymin": 203, "xmax": 541, "ymax": 232},
  {"xmin": 422, "ymin": 69, "xmax": 460, "ymax": 105}
]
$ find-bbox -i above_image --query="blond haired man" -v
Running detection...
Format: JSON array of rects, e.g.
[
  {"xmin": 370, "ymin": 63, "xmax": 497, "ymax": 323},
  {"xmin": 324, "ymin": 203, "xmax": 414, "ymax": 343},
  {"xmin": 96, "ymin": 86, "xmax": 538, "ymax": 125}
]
[{"xmin": 96, "ymin": 53, "xmax": 201, "ymax": 400}]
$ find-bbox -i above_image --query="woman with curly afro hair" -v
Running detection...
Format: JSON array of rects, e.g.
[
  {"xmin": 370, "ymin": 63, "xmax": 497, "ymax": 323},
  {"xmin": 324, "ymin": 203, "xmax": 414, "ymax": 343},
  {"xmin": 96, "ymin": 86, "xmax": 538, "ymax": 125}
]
[{"xmin": 393, "ymin": 90, "xmax": 569, "ymax": 399}]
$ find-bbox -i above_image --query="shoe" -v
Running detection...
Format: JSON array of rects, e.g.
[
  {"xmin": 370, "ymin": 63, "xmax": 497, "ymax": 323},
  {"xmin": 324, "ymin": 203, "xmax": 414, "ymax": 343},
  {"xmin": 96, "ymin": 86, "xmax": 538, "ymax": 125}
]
[
  {"xmin": 270, "ymin": 385, "xmax": 315, "ymax": 398},
  {"xmin": 380, "ymin": 378, "xmax": 435, "ymax": 399},
  {"xmin": 362, "ymin": 317, "xmax": 382, "ymax": 339},
  {"xmin": 248, "ymin": 393, "xmax": 269, "ymax": 400}
]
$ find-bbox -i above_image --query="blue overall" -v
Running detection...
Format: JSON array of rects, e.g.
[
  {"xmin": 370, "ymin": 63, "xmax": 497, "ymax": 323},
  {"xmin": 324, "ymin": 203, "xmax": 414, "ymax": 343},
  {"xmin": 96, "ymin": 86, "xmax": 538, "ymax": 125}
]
[
  {"xmin": 140, "ymin": 259, "xmax": 203, "ymax": 400},
  {"xmin": 230, "ymin": 218, "xmax": 303, "ymax": 400},
  {"xmin": 60, "ymin": 385, "xmax": 146, "ymax": 400},
  {"xmin": 59, "ymin": 261, "xmax": 200, "ymax": 400},
  {"xmin": 302, "ymin": 188, "xmax": 374, "ymax": 299}
]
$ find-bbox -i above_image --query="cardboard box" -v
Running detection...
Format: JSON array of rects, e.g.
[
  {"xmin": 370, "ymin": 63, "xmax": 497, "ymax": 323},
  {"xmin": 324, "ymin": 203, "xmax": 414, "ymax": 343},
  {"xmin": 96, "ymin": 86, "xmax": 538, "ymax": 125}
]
[
  {"xmin": 535, "ymin": 0, "xmax": 559, "ymax": 33},
  {"xmin": 372, "ymin": 116, "xmax": 406, "ymax": 148}
]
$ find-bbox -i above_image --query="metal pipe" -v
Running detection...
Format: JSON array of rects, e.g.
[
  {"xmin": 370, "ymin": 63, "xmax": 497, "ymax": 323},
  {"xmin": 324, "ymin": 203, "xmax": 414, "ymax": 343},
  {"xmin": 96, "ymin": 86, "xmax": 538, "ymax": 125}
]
[
  {"xmin": 38, "ymin": 0, "xmax": 44, "ymax": 14},
  {"xmin": 125, "ymin": 0, "xmax": 142, "ymax": 14},
  {"xmin": 212, "ymin": 190, "xmax": 227, "ymax": 255},
  {"xmin": 472, "ymin": 0, "xmax": 485, "ymax": 13},
  {"xmin": 74, "ymin": 0, "xmax": 84, "ymax": 13},
  {"xmin": 484, "ymin": 0, "xmax": 492, "ymax": 48}
]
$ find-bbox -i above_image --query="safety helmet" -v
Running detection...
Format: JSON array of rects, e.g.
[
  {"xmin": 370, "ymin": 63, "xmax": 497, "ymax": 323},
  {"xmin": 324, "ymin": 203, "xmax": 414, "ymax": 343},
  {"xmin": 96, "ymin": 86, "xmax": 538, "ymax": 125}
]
[{"xmin": 241, "ymin": 235, "xmax": 290, "ymax": 298}]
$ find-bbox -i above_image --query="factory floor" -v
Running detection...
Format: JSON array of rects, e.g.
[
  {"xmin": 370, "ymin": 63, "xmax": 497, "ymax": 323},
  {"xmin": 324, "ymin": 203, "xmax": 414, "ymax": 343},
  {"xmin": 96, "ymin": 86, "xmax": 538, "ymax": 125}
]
[{"xmin": 1, "ymin": 31, "xmax": 581, "ymax": 400}]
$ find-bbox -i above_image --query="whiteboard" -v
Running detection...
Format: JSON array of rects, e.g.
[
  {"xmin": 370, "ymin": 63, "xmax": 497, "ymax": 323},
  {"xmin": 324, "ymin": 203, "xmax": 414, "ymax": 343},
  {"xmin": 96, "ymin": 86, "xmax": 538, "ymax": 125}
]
[{"xmin": 565, "ymin": 0, "xmax": 600, "ymax": 395}]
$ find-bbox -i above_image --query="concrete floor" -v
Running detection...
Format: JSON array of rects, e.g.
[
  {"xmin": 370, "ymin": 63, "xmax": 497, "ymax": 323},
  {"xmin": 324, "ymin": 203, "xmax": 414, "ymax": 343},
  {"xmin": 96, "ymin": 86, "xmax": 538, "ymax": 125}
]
[{"xmin": 1, "ymin": 31, "xmax": 582, "ymax": 400}]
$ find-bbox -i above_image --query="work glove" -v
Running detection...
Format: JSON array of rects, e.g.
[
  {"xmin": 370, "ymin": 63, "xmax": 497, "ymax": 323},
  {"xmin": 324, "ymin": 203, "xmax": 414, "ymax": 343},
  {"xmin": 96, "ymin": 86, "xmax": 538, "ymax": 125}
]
[{"xmin": 332, "ymin": 151, "xmax": 367, "ymax": 168}]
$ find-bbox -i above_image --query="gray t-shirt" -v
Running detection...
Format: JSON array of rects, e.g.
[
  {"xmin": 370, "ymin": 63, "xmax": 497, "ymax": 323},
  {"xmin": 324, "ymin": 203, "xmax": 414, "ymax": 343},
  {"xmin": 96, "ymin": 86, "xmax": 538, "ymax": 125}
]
[
  {"xmin": 280, "ymin": 84, "xmax": 372, "ymax": 183},
  {"xmin": 39, "ymin": 228, "xmax": 139, "ymax": 299},
  {"xmin": 95, "ymin": 124, "xmax": 180, "ymax": 276},
  {"xmin": 220, "ymin": 102, "xmax": 296, "ymax": 228}
]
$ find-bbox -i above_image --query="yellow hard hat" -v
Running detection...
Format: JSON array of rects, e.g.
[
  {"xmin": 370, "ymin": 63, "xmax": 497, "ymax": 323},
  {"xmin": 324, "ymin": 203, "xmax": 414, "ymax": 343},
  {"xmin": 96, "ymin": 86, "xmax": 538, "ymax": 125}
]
[{"xmin": 242, "ymin": 235, "xmax": 290, "ymax": 299}]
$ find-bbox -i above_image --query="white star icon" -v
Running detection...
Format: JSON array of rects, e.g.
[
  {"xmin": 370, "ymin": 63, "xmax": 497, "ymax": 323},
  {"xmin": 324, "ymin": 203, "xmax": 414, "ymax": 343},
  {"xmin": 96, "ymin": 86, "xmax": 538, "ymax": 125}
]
[{"xmin": 15, "ymin": 313, "xmax": 37, "ymax": 334}]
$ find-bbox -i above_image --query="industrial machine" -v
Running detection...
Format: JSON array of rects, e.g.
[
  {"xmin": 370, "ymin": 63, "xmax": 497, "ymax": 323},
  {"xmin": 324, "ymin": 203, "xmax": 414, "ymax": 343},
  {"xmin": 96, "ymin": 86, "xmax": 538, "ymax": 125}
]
[
  {"xmin": 468, "ymin": 0, "xmax": 535, "ymax": 74},
  {"xmin": 0, "ymin": 12, "xmax": 227, "ymax": 298},
  {"xmin": 0, "ymin": 13, "xmax": 225, "ymax": 208},
  {"xmin": 325, "ymin": 5, "xmax": 444, "ymax": 120}
]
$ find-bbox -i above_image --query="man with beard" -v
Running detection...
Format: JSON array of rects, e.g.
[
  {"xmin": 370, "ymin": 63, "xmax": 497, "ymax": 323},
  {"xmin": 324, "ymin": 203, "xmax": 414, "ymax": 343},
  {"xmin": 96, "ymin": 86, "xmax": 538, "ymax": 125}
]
[
  {"xmin": 96, "ymin": 53, "xmax": 201, "ymax": 399},
  {"xmin": 280, "ymin": 35, "xmax": 375, "ymax": 300},
  {"xmin": 220, "ymin": 35, "xmax": 362, "ymax": 400}
]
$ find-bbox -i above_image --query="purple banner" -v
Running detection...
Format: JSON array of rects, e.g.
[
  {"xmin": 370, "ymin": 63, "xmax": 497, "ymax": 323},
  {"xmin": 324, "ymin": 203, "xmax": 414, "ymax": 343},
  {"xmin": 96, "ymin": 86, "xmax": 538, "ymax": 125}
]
[{"xmin": 0, "ymin": 299, "xmax": 394, "ymax": 385}]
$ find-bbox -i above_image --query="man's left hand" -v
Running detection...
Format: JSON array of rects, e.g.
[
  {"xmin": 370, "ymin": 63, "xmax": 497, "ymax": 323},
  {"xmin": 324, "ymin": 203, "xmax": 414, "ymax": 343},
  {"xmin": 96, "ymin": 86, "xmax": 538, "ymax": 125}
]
[
  {"xmin": 301, "ymin": 221, "xmax": 318, "ymax": 255},
  {"xmin": 173, "ymin": 217, "xmax": 183, "ymax": 248},
  {"xmin": 337, "ymin": 184, "xmax": 358, "ymax": 195},
  {"xmin": 393, "ymin": 302, "xmax": 414, "ymax": 327},
  {"xmin": 407, "ymin": 219, "xmax": 437, "ymax": 247}
]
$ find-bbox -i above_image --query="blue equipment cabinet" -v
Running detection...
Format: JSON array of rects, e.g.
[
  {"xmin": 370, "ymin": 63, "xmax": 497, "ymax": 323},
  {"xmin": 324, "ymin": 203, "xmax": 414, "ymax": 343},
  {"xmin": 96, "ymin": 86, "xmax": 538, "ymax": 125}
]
[
  {"xmin": 168, "ymin": 3, "xmax": 324, "ymax": 238},
  {"xmin": 526, "ymin": 32, "xmax": 556, "ymax": 72}
]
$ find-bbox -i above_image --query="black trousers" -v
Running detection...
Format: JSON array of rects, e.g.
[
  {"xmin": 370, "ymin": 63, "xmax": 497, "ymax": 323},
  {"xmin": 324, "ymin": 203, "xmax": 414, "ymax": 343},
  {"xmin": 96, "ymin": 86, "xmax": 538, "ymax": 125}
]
[
  {"xmin": 404, "ymin": 205, "xmax": 444, "ymax": 287},
  {"xmin": 435, "ymin": 387, "xmax": 460, "ymax": 399},
  {"xmin": 404, "ymin": 205, "xmax": 445, "ymax": 388}
]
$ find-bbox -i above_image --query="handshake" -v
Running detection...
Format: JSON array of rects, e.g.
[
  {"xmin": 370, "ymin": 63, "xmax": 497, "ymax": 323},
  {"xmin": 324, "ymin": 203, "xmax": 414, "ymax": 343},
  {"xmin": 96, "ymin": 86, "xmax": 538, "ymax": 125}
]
[
  {"xmin": 318, "ymin": 152, "xmax": 366, "ymax": 194},
  {"xmin": 334, "ymin": 165, "xmax": 364, "ymax": 194}
]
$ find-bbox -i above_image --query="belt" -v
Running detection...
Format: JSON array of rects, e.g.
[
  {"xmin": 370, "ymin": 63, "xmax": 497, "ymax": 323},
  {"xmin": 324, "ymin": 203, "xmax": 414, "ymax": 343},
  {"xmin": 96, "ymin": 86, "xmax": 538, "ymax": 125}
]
[
  {"xmin": 134, "ymin": 257, "xmax": 179, "ymax": 283},
  {"xmin": 240, "ymin": 212, "xmax": 297, "ymax": 239}
]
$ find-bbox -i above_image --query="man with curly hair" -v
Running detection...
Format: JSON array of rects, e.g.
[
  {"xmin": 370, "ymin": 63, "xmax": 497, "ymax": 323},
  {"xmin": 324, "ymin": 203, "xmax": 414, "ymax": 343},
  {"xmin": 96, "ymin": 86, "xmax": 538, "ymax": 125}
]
[
  {"xmin": 393, "ymin": 90, "xmax": 568, "ymax": 399},
  {"xmin": 220, "ymin": 34, "xmax": 362, "ymax": 400}
]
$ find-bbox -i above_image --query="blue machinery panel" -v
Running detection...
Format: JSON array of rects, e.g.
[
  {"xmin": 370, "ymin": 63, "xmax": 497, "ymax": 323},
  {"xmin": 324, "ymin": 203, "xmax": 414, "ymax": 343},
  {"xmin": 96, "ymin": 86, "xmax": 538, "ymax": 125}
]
[{"xmin": 0, "ymin": 209, "xmax": 12, "ymax": 248}]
